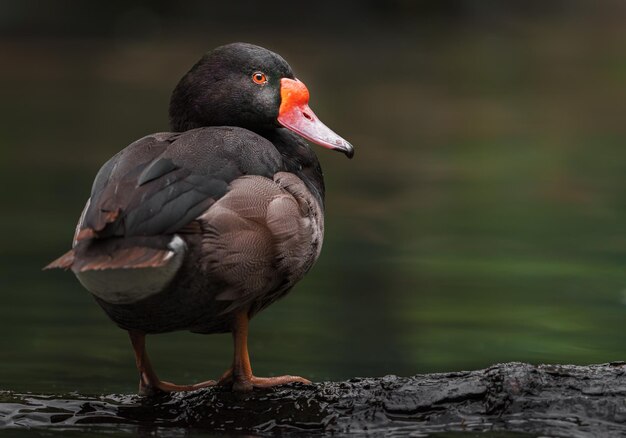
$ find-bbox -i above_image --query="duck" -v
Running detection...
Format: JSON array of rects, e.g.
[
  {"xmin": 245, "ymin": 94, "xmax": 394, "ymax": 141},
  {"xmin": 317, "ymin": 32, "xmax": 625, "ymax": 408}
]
[{"xmin": 45, "ymin": 42, "xmax": 353, "ymax": 394}]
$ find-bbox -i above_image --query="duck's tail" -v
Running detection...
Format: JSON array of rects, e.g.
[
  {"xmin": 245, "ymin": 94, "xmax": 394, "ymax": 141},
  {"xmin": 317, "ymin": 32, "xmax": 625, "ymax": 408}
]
[
  {"xmin": 44, "ymin": 250, "xmax": 75, "ymax": 270},
  {"xmin": 43, "ymin": 235, "xmax": 184, "ymax": 273}
]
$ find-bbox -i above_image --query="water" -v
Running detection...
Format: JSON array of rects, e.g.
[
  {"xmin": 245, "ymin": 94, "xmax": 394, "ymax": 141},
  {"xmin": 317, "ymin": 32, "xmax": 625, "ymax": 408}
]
[{"xmin": 1, "ymin": 9, "xmax": 626, "ymax": 436}]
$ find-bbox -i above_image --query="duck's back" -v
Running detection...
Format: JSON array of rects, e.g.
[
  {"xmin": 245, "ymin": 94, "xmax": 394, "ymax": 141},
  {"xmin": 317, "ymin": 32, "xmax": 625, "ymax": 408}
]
[
  {"xmin": 82, "ymin": 127, "xmax": 283, "ymax": 239},
  {"xmin": 49, "ymin": 127, "xmax": 325, "ymax": 333}
]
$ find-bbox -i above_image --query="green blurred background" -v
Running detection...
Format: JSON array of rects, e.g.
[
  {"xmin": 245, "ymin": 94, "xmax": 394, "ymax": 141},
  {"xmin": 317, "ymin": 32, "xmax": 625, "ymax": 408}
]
[{"xmin": 1, "ymin": 1, "xmax": 625, "ymax": 396}]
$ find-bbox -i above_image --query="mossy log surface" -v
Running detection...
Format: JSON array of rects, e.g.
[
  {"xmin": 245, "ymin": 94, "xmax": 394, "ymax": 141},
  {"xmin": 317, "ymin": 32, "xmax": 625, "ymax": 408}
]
[{"xmin": 2, "ymin": 362, "xmax": 626, "ymax": 437}]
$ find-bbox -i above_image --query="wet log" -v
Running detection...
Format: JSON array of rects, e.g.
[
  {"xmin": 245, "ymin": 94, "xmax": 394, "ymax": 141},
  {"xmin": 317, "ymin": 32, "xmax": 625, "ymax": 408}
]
[{"xmin": 2, "ymin": 362, "xmax": 626, "ymax": 437}]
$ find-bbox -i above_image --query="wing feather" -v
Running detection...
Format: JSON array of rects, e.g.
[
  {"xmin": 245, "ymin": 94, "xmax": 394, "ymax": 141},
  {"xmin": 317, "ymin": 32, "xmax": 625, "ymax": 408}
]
[{"xmin": 78, "ymin": 127, "xmax": 282, "ymax": 239}]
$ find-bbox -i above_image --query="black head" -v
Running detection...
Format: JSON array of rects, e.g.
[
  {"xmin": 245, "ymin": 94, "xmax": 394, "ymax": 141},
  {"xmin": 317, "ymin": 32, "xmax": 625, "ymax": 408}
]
[
  {"xmin": 169, "ymin": 42, "xmax": 353, "ymax": 158},
  {"xmin": 169, "ymin": 43, "xmax": 292, "ymax": 132}
]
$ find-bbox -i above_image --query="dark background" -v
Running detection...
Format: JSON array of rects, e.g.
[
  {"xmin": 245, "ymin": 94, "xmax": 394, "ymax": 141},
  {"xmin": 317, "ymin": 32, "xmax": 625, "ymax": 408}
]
[{"xmin": 1, "ymin": 1, "xmax": 626, "ymax": 395}]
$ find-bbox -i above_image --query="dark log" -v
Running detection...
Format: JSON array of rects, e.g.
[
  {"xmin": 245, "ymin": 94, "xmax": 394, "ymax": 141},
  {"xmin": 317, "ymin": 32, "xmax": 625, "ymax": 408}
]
[{"xmin": 2, "ymin": 362, "xmax": 626, "ymax": 436}]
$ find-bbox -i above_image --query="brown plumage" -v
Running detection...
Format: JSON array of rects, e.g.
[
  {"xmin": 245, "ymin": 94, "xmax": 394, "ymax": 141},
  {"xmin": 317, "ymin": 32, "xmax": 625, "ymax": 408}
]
[{"xmin": 46, "ymin": 42, "xmax": 353, "ymax": 394}]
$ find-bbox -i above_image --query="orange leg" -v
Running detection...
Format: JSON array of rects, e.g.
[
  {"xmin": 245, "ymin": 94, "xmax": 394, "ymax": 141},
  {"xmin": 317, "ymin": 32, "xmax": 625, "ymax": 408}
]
[
  {"xmin": 128, "ymin": 331, "xmax": 216, "ymax": 395},
  {"xmin": 218, "ymin": 311, "xmax": 311, "ymax": 392}
]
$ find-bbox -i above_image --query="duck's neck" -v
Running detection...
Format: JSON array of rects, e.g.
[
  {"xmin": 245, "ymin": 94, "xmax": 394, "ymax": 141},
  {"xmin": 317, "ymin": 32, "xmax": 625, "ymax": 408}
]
[{"xmin": 262, "ymin": 128, "xmax": 325, "ymax": 209}]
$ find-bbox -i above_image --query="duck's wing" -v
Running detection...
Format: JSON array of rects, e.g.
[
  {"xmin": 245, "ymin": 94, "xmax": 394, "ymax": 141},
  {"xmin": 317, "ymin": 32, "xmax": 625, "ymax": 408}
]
[
  {"xmin": 82, "ymin": 127, "xmax": 282, "ymax": 240},
  {"xmin": 46, "ymin": 127, "xmax": 283, "ymax": 271}
]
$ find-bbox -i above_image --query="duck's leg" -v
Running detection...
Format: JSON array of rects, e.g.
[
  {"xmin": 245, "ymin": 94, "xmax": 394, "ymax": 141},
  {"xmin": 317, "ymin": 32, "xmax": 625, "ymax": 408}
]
[
  {"xmin": 220, "ymin": 311, "xmax": 311, "ymax": 392},
  {"xmin": 128, "ymin": 330, "xmax": 216, "ymax": 395}
]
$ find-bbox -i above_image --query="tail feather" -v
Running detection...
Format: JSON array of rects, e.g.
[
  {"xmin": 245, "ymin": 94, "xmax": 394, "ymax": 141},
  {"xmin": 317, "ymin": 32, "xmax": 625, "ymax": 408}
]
[
  {"xmin": 72, "ymin": 246, "xmax": 174, "ymax": 272},
  {"xmin": 44, "ymin": 235, "xmax": 182, "ymax": 273},
  {"xmin": 43, "ymin": 250, "xmax": 75, "ymax": 270}
]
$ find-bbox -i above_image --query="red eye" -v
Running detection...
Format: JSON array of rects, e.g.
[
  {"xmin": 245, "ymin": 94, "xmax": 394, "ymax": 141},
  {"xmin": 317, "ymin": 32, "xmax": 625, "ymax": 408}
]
[{"xmin": 252, "ymin": 72, "xmax": 267, "ymax": 84}]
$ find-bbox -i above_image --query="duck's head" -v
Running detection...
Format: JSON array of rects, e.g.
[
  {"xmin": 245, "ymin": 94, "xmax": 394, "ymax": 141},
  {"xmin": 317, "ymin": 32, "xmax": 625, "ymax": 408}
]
[{"xmin": 169, "ymin": 42, "xmax": 354, "ymax": 158}]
